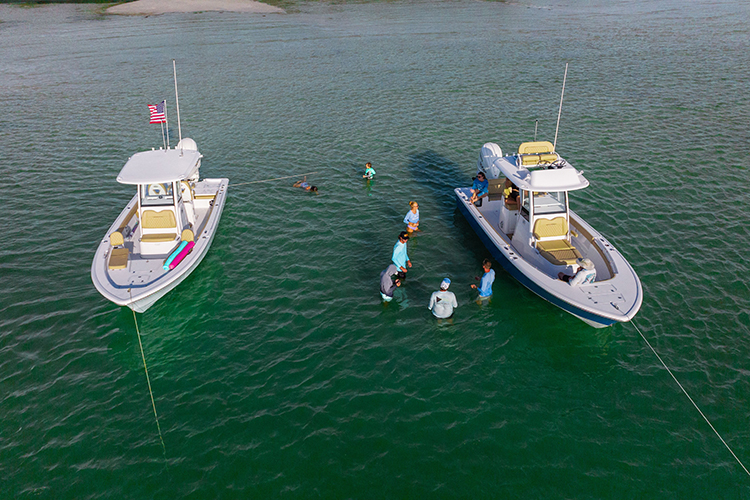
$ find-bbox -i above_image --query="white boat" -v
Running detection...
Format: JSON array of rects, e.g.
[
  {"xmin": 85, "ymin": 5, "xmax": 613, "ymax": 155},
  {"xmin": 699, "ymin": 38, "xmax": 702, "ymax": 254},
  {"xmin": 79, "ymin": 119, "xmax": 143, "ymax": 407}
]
[
  {"xmin": 91, "ymin": 138, "xmax": 228, "ymax": 312},
  {"xmin": 455, "ymin": 140, "xmax": 642, "ymax": 327}
]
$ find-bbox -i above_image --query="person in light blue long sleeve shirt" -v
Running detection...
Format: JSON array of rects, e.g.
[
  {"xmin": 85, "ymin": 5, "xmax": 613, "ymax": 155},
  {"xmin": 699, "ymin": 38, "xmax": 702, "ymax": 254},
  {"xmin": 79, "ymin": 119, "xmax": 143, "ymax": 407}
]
[
  {"xmin": 392, "ymin": 231, "xmax": 411, "ymax": 273},
  {"xmin": 471, "ymin": 259, "xmax": 495, "ymax": 300}
]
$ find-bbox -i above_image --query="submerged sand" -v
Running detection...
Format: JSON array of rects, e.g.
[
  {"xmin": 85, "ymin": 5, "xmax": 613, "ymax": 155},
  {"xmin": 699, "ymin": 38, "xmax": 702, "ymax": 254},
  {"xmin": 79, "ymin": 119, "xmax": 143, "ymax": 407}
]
[{"xmin": 107, "ymin": 0, "xmax": 284, "ymax": 15}]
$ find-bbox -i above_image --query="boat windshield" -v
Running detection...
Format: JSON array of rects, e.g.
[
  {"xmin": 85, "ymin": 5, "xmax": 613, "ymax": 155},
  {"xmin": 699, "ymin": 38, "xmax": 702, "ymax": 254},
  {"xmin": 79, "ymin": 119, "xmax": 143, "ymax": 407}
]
[
  {"xmin": 533, "ymin": 191, "xmax": 567, "ymax": 215},
  {"xmin": 141, "ymin": 183, "xmax": 174, "ymax": 207}
]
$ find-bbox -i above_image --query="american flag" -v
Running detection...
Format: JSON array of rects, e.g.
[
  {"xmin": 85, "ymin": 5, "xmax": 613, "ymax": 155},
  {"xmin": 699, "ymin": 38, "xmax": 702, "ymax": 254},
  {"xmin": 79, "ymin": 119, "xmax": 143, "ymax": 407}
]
[{"xmin": 148, "ymin": 101, "xmax": 166, "ymax": 124}]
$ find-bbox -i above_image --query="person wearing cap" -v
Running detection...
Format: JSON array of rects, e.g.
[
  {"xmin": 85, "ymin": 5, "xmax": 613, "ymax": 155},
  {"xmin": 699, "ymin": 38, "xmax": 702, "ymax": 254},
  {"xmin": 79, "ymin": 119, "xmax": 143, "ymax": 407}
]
[
  {"xmin": 471, "ymin": 259, "xmax": 495, "ymax": 300},
  {"xmin": 391, "ymin": 231, "xmax": 412, "ymax": 273},
  {"xmin": 380, "ymin": 264, "xmax": 405, "ymax": 302},
  {"xmin": 428, "ymin": 278, "xmax": 458, "ymax": 319},
  {"xmin": 558, "ymin": 258, "xmax": 596, "ymax": 286}
]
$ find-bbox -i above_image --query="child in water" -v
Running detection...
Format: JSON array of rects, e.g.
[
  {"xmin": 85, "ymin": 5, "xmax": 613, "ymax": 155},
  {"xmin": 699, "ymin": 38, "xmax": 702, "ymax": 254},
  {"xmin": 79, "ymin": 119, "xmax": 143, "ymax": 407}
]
[
  {"xmin": 362, "ymin": 162, "xmax": 376, "ymax": 179},
  {"xmin": 293, "ymin": 176, "xmax": 318, "ymax": 193},
  {"xmin": 404, "ymin": 201, "xmax": 419, "ymax": 233}
]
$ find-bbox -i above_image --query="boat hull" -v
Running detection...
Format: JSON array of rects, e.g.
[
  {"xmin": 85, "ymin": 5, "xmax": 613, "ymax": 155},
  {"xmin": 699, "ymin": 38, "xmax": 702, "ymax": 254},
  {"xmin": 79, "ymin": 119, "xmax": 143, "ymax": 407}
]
[
  {"xmin": 455, "ymin": 188, "xmax": 641, "ymax": 328},
  {"xmin": 91, "ymin": 178, "xmax": 228, "ymax": 312}
]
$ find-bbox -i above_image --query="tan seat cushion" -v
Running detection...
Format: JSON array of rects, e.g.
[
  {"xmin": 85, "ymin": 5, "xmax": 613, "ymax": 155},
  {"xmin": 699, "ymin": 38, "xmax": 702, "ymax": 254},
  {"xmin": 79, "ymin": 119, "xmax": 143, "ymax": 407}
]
[
  {"xmin": 110, "ymin": 231, "xmax": 124, "ymax": 247},
  {"xmin": 141, "ymin": 233, "xmax": 178, "ymax": 243},
  {"xmin": 181, "ymin": 228, "xmax": 194, "ymax": 242},
  {"xmin": 518, "ymin": 141, "xmax": 555, "ymax": 155},
  {"xmin": 533, "ymin": 217, "xmax": 568, "ymax": 239},
  {"xmin": 142, "ymin": 210, "xmax": 176, "ymax": 229},
  {"xmin": 108, "ymin": 247, "xmax": 129, "ymax": 270},
  {"xmin": 537, "ymin": 240, "xmax": 581, "ymax": 266}
]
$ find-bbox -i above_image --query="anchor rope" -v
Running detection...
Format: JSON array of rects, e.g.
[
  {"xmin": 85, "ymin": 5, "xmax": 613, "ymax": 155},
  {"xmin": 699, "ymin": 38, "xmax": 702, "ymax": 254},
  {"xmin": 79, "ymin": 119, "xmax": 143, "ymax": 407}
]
[
  {"xmin": 131, "ymin": 308, "xmax": 168, "ymax": 467},
  {"xmin": 230, "ymin": 171, "xmax": 319, "ymax": 187},
  {"xmin": 620, "ymin": 305, "xmax": 749, "ymax": 476}
]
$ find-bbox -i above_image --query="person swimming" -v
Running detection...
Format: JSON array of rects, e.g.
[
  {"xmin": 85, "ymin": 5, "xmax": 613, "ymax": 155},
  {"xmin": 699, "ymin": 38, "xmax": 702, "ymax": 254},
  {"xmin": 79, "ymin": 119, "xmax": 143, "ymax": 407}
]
[{"xmin": 293, "ymin": 176, "xmax": 318, "ymax": 193}]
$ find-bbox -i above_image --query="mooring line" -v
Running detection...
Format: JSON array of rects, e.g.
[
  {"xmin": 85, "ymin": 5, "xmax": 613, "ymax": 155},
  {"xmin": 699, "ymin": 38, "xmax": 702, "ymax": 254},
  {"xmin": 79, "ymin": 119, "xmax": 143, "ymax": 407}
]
[
  {"xmin": 230, "ymin": 171, "xmax": 319, "ymax": 187},
  {"xmin": 131, "ymin": 308, "xmax": 168, "ymax": 467},
  {"xmin": 622, "ymin": 308, "xmax": 749, "ymax": 476}
]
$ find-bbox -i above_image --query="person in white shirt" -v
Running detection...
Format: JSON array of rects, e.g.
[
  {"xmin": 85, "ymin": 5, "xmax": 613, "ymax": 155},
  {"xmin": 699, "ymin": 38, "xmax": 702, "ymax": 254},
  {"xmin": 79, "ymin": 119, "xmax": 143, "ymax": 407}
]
[
  {"xmin": 558, "ymin": 258, "xmax": 596, "ymax": 286},
  {"xmin": 428, "ymin": 278, "xmax": 458, "ymax": 319}
]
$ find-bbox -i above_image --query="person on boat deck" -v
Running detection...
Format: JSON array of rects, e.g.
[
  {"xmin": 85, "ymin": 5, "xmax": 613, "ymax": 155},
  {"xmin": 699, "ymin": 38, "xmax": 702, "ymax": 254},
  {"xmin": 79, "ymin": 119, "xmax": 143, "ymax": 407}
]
[
  {"xmin": 404, "ymin": 201, "xmax": 420, "ymax": 233},
  {"xmin": 392, "ymin": 231, "xmax": 412, "ymax": 273},
  {"xmin": 503, "ymin": 178, "xmax": 519, "ymax": 203},
  {"xmin": 470, "ymin": 172, "xmax": 489, "ymax": 204},
  {"xmin": 380, "ymin": 264, "xmax": 405, "ymax": 302},
  {"xmin": 558, "ymin": 258, "xmax": 596, "ymax": 286},
  {"xmin": 429, "ymin": 278, "xmax": 458, "ymax": 319},
  {"xmin": 362, "ymin": 162, "xmax": 376, "ymax": 179},
  {"xmin": 293, "ymin": 176, "xmax": 318, "ymax": 193},
  {"xmin": 471, "ymin": 259, "xmax": 495, "ymax": 300}
]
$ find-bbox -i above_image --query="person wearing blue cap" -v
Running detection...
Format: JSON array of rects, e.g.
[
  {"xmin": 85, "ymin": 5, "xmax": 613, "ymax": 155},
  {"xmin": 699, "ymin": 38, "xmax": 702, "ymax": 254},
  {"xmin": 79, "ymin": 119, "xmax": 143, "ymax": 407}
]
[{"xmin": 428, "ymin": 278, "xmax": 458, "ymax": 319}]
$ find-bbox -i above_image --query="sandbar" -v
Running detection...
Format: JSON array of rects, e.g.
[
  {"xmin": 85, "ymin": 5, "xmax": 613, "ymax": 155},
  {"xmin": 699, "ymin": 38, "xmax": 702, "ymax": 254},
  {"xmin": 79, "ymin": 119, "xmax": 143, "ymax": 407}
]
[{"xmin": 107, "ymin": 0, "xmax": 284, "ymax": 15}]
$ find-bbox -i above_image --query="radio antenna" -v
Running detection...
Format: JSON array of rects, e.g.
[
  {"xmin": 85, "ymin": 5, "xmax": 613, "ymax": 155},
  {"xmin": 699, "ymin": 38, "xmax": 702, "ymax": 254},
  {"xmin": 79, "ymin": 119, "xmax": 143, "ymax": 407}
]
[{"xmin": 553, "ymin": 63, "xmax": 568, "ymax": 151}]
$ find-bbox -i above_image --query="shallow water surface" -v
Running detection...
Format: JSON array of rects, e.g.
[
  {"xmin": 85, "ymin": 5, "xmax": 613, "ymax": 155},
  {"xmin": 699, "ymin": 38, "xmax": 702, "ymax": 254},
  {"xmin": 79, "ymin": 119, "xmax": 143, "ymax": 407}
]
[{"xmin": 1, "ymin": 0, "xmax": 750, "ymax": 497}]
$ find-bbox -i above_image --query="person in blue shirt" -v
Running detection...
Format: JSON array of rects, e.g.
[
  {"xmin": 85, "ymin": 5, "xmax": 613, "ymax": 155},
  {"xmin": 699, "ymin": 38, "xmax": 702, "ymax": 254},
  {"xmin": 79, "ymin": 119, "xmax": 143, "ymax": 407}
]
[
  {"xmin": 470, "ymin": 171, "xmax": 489, "ymax": 204},
  {"xmin": 471, "ymin": 259, "xmax": 495, "ymax": 300},
  {"xmin": 403, "ymin": 201, "xmax": 420, "ymax": 233},
  {"xmin": 392, "ymin": 231, "xmax": 412, "ymax": 273}
]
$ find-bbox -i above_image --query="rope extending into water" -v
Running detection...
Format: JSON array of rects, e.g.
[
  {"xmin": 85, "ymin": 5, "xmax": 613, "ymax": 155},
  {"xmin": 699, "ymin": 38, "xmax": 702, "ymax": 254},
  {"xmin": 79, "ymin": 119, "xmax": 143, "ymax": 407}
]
[
  {"xmin": 625, "ymin": 312, "xmax": 749, "ymax": 476},
  {"xmin": 131, "ymin": 308, "xmax": 168, "ymax": 467},
  {"xmin": 230, "ymin": 171, "xmax": 319, "ymax": 187}
]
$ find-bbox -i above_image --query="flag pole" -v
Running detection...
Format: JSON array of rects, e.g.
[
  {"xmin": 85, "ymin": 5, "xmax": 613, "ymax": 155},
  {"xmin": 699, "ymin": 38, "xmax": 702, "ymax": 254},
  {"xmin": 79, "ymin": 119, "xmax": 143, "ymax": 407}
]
[
  {"xmin": 163, "ymin": 100, "xmax": 170, "ymax": 149},
  {"xmin": 173, "ymin": 60, "xmax": 183, "ymax": 152},
  {"xmin": 160, "ymin": 121, "xmax": 166, "ymax": 150}
]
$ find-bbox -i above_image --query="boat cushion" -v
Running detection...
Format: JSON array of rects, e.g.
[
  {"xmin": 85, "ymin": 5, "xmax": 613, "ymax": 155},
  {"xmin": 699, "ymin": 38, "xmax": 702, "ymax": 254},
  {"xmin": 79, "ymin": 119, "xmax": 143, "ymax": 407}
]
[
  {"xmin": 537, "ymin": 240, "xmax": 582, "ymax": 266},
  {"xmin": 141, "ymin": 233, "xmax": 178, "ymax": 243},
  {"xmin": 521, "ymin": 155, "xmax": 541, "ymax": 166},
  {"xmin": 142, "ymin": 210, "xmax": 177, "ymax": 229},
  {"xmin": 518, "ymin": 141, "xmax": 555, "ymax": 155},
  {"xmin": 181, "ymin": 228, "xmax": 194, "ymax": 242},
  {"xmin": 110, "ymin": 231, "xmax": 124, "ymax": 247},
  {"xmin": 108, "ymin": 247, "xmax": 129, "ymax": 270},
  {"xmin": 533, "ymin": 217, "xmax": 568, "ymax": 239}
]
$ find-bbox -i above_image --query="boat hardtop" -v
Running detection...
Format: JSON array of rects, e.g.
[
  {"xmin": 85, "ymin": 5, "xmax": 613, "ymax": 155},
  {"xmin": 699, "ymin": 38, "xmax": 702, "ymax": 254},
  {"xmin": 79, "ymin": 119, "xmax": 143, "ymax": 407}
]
[
  {"xmin": 455, "ymin": 139, "xmax": 642, "ymax": 327},
  {"xmin": 117, "ymin": 144, "xmax": 202, "ymax": 185}
]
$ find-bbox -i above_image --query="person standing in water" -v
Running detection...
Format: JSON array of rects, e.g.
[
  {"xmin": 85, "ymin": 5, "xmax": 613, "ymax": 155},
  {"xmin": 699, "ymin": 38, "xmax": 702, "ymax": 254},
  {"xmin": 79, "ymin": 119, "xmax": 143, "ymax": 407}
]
[
  {"xmin": 362, "ymin": 162, "xmax": 376, "ymax": 179},
  {"xmin": 428, "ymin": 278, "xmax": 458, "ymax": 319},
  {"xmin": 471, "ymin": 259, "xmax": 495, "ymax": 301},
  {"xmin": 403, "ymin": 201, "xmax": 420, "ymax": 233},
  {"xmin": 380, "ymin": 264, "xmax": 405, "ymax": 302},
  {"xmin": 392, "ymin": 231, "xmax": 412, "ymax": 273}
]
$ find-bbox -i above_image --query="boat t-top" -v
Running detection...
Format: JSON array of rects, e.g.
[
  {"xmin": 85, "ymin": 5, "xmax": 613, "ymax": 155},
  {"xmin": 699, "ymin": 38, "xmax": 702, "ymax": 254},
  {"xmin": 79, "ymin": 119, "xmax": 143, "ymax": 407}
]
[
  {"xmin": 455, "ymin": 139, "xmax": 642, "ymax": 327},
  {"xmin": 91, "ymin": 64, "xmax": 228, "ymax": 312}
]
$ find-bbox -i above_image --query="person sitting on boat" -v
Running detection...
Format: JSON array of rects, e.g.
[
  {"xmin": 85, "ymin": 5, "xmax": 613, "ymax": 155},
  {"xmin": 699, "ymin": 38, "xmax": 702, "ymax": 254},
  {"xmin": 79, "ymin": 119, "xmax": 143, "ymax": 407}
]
[
  {"xmin": 403, "ymin": 201, "xmax": 420, "ymax": 233},
  {"xmin": 392, "ymin": 231, "xmax": 412, "ymax": 273},
  {"xmin": 362, "ymin": 162, "xmax": 376, "ymax": 179},
  {"xmin": 429, "ymin": 278, "xmax": 458, "ymax": 319},
  {"xmin": 558, "ymin": 258, "xmax": 596, "ymax": 286},
  {"xmin": 380, "ymin": 263, "xmax": 405, "ymax": 302},
  {"xmin": 503, "ymin": 178, "xmax": 519, "ymax": 206},
  {"xmin": 293, "ymin": 176, "xmax": 318, "ymax": 193},
  {"xmin": 470, "ymin": 172, "xmax": 489, "ymax": 204},
  {"xmin": 471, "ymin": 259, "xmax": 495, "ymax": 300}
]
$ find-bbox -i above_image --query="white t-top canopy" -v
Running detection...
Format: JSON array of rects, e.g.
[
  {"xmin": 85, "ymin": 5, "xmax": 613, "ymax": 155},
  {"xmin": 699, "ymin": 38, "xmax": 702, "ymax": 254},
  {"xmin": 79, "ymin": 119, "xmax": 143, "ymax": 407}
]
[
  {"xmin": 117, "ymin": 148, "xmax": 202, "ymax": 185},
  {"xmin": 493, "ymin": 156, "xmax": 589, "ymax": 192}
]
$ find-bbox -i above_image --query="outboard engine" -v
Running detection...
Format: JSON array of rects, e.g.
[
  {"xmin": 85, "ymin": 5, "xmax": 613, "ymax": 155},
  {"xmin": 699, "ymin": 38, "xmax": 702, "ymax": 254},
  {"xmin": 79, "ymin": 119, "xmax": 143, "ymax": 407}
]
[{"xmin": 477, "ymin": 142, "xmax": 503, "ymax": 179}]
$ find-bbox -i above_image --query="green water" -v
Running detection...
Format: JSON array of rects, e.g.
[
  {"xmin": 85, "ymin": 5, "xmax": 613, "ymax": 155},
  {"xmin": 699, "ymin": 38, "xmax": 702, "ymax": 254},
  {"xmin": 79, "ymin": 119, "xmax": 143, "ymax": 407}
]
[{"xmin": 2, "ymin": 1, "xmax": 750, "ymax": 497}]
